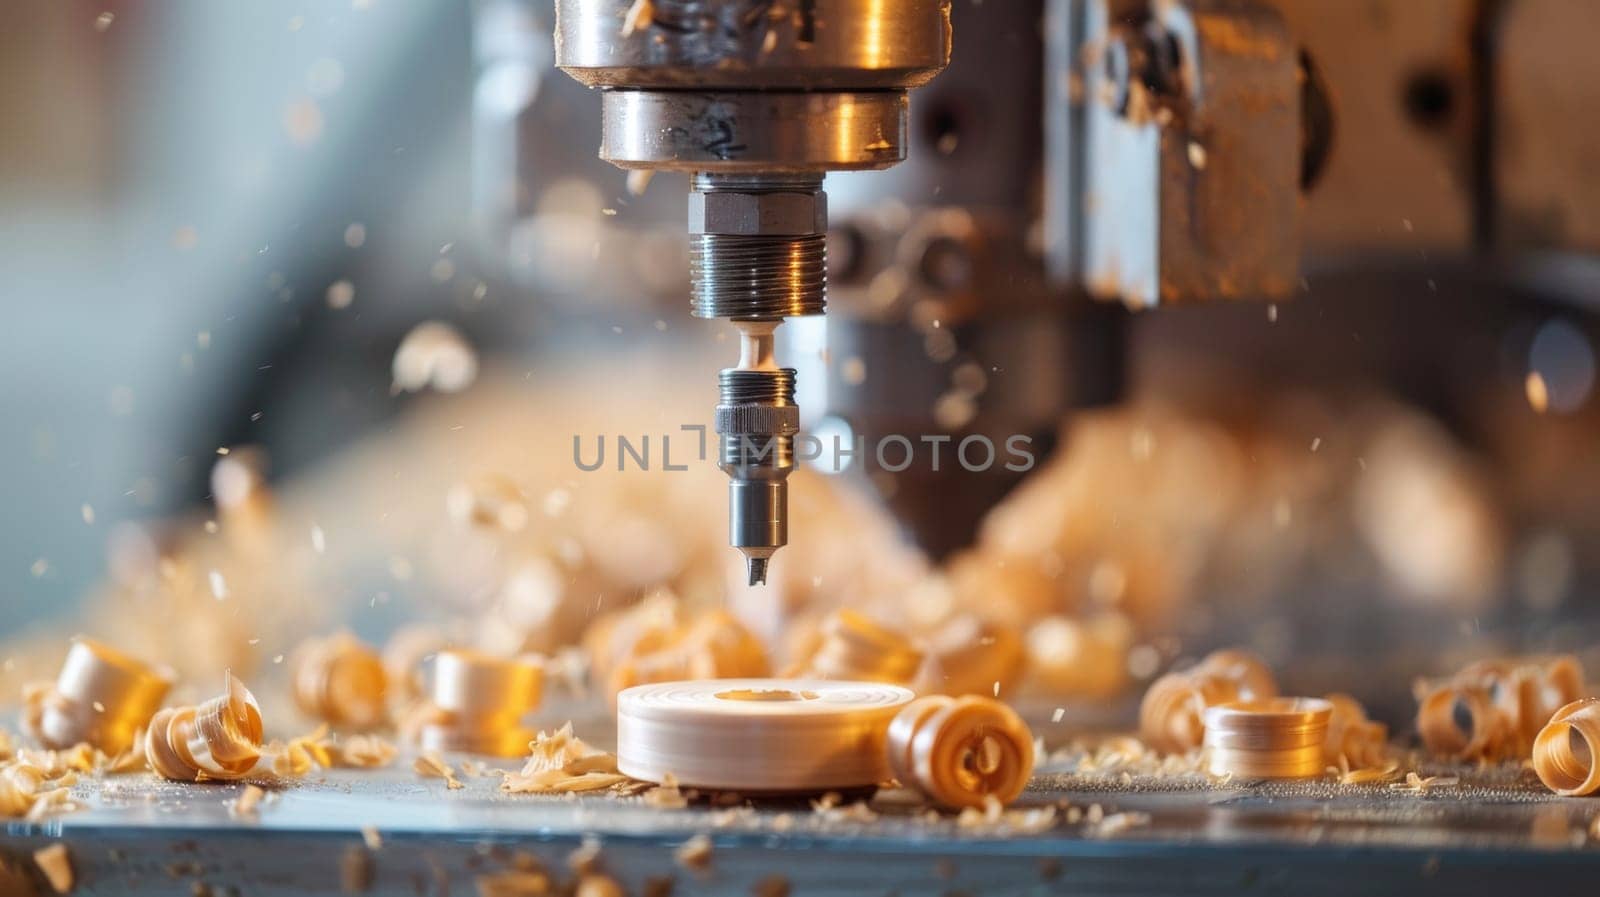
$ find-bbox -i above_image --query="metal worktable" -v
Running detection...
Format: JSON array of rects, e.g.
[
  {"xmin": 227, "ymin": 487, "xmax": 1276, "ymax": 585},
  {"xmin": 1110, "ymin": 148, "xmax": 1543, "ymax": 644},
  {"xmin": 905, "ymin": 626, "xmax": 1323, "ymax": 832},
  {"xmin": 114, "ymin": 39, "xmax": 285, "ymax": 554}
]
[{"xmin": 5, "ymin": 742, "xmax": 1600, "ymax": 897}]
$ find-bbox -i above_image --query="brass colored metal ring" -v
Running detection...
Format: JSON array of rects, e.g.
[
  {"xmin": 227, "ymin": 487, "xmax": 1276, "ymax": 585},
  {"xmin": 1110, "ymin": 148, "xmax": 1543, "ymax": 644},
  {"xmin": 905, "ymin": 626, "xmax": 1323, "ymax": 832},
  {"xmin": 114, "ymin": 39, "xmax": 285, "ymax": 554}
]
[{"xmin": 1202, "ymin": 698, "xmax": 1332, "ymax": 780}]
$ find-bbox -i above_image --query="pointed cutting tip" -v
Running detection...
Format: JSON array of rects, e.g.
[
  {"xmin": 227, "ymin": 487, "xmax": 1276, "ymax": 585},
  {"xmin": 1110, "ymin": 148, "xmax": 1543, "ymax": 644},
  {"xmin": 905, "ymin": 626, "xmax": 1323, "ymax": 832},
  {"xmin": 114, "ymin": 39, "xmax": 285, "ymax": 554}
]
[{"xmin": 746, "ymin": 556, "xmax": 770, "ymax": 587}]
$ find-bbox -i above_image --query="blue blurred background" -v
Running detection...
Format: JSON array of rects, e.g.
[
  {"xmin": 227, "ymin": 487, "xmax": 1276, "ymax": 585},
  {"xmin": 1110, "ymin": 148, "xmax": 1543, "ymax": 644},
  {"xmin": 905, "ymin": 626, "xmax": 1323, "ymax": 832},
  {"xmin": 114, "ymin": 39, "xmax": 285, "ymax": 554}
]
[{"xmin": 0, "ymin": 1, "xmax": 485, "ymax": 632}]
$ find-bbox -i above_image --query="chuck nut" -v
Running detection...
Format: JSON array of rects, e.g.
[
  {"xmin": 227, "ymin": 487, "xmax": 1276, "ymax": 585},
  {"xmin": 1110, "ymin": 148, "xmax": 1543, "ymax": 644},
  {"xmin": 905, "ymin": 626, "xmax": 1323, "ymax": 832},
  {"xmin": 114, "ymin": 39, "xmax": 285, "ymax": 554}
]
[{"xmin": 688, "ymin": 190, "xmax": 827, "ymax": 237}]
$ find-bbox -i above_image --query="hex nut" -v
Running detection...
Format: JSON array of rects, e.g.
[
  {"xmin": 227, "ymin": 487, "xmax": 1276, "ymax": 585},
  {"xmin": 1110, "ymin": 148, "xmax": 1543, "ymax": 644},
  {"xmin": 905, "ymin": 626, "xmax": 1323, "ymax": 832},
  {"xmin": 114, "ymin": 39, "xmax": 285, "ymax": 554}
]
[{"xmin": 688, "ymin": 190, "xmax": 828, "ymax": 236}]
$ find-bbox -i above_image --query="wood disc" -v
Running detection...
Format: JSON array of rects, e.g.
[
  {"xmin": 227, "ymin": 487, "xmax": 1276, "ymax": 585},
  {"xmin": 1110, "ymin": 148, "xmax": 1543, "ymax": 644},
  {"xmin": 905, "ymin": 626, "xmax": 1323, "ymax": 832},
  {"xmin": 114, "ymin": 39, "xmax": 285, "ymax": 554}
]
[{"xmin": 616, "ymin": 679, "xmax": 914, "ymax": 792}]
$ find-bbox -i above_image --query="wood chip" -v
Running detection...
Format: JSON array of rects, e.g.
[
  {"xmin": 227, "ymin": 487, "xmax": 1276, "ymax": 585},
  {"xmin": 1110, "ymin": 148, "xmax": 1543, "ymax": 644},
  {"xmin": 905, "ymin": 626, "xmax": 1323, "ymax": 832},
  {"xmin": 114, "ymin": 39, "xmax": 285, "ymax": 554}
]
[
  {"xmin": 340, "ymin": 846, "xmax": 373, "ymax": 893},
  {"xmin": 956, "ymin": 795, "xmax": 1004, "ymax": 828},
  {"xmin": 475, "ymin": 870, "xmax": 552, "ymax": 897},
  {"xmin": 361, "ymin": 825, "xmax": 383, "ymax": 850},
  {"xmin": 1094, "ymin": 811, "xmax": 1151, "ymax": 837},
  {"xmin": 751, "ymin": 874, "xmax": 790, "ymax": 897},
  {"xmin": 624, "ymin": 170, "xmax": 655, "ymax": 198},
  {"xmin": 414, "ymin": 752, "xmax": 463, "ymax": 790},
  {"xmin": 502, "ymin": 723, "xmax": 629, "ymax": 794},
  {"xmin": 674, "ymin": 833, "xmax": 713, "ymax": 871},
  {"xmin": 1388, "ymin": 771, "xmax": 1459, "ymax": 794},
  {"xmin": 33, "ymin": 844, "xmax": 72, "ymax": 894},
  {"xmin": 620, "ymin": 0, "xmax": 653, "ymax": 37},
  {"xmin": 339, "ymin": 735, "xmax": 399, "ymax": 769},
  {"xmin": 26, "ymin": 788, "xmax": 75, "ymax": 822},
  {"xmin": 1334, "ymin": 760, "xmax": 1401, "ymax": 786},
  {"xmin": 567, "ymin": 837, "xmax": 602, "ymax": 875},
  {"xmin": 229, "ymin": 784, "xmax": 265, "ymax": 817},
  {"xmin": 575, "ymin": 875, "xmax": 624, "ymax": 897}
]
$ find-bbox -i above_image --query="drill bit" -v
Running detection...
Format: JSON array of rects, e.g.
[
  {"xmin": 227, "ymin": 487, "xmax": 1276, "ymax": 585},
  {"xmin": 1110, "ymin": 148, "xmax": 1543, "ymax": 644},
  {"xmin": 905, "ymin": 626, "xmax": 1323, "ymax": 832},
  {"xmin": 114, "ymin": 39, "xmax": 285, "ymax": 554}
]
[
  {"xmin": 746, "ymin": 556, "xmax": 771, "ymax": 588},
  {"xmin": 717, "ymin": 326, "xmax": 799, "ymax": 588}
]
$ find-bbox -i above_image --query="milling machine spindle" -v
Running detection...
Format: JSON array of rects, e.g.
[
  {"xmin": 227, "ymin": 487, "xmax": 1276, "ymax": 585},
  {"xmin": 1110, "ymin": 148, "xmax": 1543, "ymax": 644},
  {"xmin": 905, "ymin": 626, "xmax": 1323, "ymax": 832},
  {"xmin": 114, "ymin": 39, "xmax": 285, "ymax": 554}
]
[{"xmin": 553, "ymin": 0, "xmax": 952, "ymax": 583}]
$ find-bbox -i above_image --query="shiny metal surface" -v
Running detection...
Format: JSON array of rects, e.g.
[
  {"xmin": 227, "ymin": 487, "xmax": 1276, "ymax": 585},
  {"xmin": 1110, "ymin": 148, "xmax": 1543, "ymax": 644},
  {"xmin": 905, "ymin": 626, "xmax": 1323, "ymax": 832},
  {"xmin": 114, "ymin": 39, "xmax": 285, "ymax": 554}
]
[
  {"xmin": 1077, "ymin": 0, "xmax": 1302, "ymax": 307},
  {"xmin": 691, "ymin": 234, "xmax": 828, "ymax": 319},
  {"xmin": 600, "ymin": 90, "xmax": 908, "ymax": 172},
  {"xmin": 689, "ymin": 173, "xmax": 828, "ymax": 319},
  {"xmin": 717, "ymin": 367, "xmax": 799, "ymax": 584},
  {"xmin": 556, "ymin": 0, "xmax": 952, "ymax": 90}
]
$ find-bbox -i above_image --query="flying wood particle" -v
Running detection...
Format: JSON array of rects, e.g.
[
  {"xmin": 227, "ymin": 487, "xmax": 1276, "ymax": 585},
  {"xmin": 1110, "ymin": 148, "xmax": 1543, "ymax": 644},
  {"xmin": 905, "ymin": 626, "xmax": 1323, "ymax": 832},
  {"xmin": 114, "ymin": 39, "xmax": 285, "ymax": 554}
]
[
  {"xmin": 674, "ymin": 834, "xmax": 712, "ymax": 871},
  {"xmin": 576, "ymin": 875, "xmax": 624, "ymax": 897},
  {"xmin": 361, "ymin": 826, "xmax": 382, "ymax": 850},
  {"xmin": 620, "ymin": 0, "xmax": 653, "ymax": 36},
  {"xmin": 229, "ymin": 784, "xmax": 265, "ymax": 817},
  {"xmin": 643, "ymin": 773, "xmax": 688, "ymax": 809},
  {"xmin": 809, "ymin": 791, "xmax": 841, "ymax": 813},
  {"xmin": 567, "ymin": 837, "xmax": 602, "ymax": 875},
  {"xmin": 751, "ymin": 875, "xmax": 790, "ymax": 897},
  {"xmin": 475, "ymin": 870, "xmax": 552, "ymax": 897},
  {"xmin": 1527, "ymin": 371, "xmax": 1550, "ymax": 413},
  {"xmin": 341, "ymin": 846, "xmax": 373, "ymax": 893},
  {"xmin": 626, "ymin": 170, "xmax": 654, "ymax": 197},
  {"xmin": 34, "ymin": 844, "xmax": 72, "ymax": 893}
]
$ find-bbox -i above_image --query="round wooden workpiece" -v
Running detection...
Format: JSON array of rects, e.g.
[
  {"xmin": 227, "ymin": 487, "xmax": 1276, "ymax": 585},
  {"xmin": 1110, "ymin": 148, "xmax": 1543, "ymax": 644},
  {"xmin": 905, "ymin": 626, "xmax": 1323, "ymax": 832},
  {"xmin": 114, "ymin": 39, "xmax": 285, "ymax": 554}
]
[
  {"xmin": 1203, "ymin": 697, "xmax": 1332, "ymax": 780},
  {"xmin": 616, "ymin": 679, "xmax": 914, "ymax": 792},
  {"xmin": 41, "ymin": 637, "xmax": 174, "ymax": 754}
]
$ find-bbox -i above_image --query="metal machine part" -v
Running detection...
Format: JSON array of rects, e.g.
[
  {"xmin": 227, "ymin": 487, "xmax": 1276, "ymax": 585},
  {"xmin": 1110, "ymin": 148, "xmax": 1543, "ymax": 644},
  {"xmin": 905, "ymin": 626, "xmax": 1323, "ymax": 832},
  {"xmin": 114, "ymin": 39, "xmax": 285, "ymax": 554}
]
[
  {"xmin": 1047, "ymin": 0, "xmax": 1305, "ymax": 307},
  {"xmin": 553, "ymin": 0, "xmax": 952, "ymax": 583},
  {"xmin": 811, "ymin": 0, "xmax": 1126, "ymax": 557}
]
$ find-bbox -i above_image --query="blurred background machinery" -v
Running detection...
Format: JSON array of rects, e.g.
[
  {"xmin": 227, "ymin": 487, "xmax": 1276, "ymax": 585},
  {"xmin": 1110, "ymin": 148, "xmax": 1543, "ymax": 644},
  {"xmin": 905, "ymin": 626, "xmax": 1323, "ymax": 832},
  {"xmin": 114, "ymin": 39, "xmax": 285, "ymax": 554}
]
[{"xmin": 475, "ymin": 0, "xmax": 1600, "ymax": 571}]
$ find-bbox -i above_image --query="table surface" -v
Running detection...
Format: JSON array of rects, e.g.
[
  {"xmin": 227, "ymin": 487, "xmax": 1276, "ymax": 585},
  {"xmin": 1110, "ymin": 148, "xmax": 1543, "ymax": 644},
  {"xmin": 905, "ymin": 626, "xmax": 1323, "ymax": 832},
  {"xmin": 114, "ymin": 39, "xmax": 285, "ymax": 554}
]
[{"xmin": 5, "ymin": 737, "xmax": 1600, "ymax": 897}]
